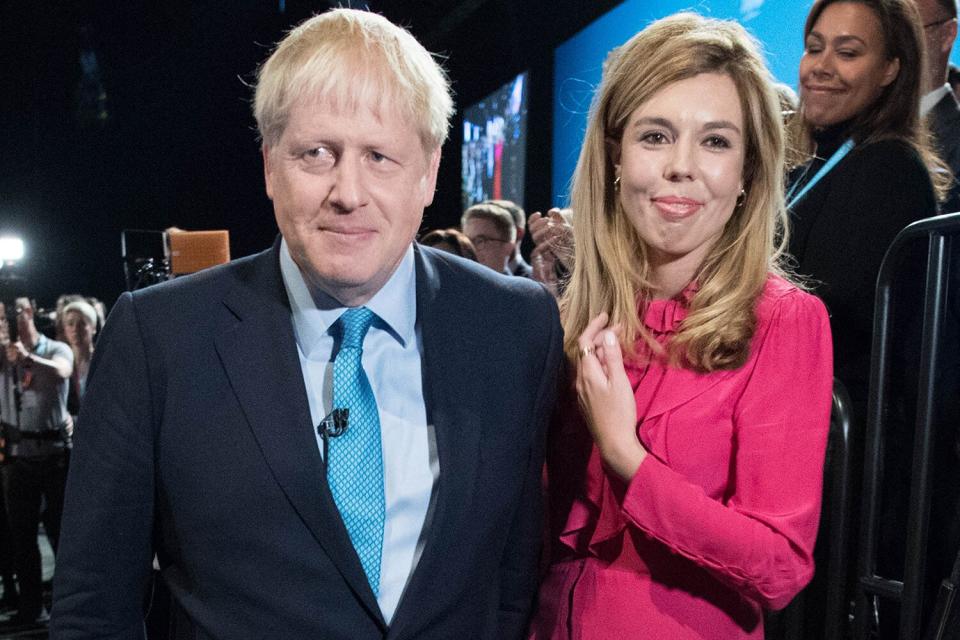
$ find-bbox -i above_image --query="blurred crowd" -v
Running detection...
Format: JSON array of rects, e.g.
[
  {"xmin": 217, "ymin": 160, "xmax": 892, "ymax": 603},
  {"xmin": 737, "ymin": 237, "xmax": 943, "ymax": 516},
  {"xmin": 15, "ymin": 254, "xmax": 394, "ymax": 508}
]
[{"xmin": 0, "ymin": 294, "xmax": 102, "ymax": 626}]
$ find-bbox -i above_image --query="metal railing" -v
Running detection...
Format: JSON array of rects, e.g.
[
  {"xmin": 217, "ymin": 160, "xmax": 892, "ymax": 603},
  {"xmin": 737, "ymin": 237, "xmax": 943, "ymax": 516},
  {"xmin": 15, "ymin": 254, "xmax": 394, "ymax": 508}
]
[
  {"xmin": 769, "ymin": 379, "xmax": 853, "ymax": 640},
  {"xmin": 854, "ymin": 211, "xmax": 960, "ymax": 640}
]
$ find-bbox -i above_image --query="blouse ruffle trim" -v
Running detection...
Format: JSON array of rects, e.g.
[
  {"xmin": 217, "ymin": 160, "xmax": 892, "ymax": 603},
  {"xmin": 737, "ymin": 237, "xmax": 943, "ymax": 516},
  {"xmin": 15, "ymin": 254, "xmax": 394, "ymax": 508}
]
[{"xmin": 559, "ymin": 282, "xmax": 701, "ymax": 554}]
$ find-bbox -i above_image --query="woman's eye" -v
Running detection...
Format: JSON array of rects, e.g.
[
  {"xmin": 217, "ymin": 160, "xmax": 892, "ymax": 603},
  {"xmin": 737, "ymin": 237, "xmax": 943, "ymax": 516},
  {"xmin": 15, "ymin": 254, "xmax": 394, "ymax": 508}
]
[
  {"xmin": 837, "ymin": 49, "xmax": 858, "ymax": 59},
  {"xmin": 640, "ymin": 132, "xmax": 668, "ymax": 145},
  {"xmin": 370, "ymin": 151, "xmax": 388, "ymax": 163},
  {"xmin": 705, "ymin": 135, "xmax": 730, "ymax": 149}
]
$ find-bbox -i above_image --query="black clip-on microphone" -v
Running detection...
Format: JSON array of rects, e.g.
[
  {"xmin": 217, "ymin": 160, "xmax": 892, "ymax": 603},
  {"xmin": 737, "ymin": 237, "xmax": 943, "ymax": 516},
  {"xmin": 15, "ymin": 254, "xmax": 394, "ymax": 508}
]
[{"xmin": 317, "ymin": 408, "xmax": 349, "ymax": 466}]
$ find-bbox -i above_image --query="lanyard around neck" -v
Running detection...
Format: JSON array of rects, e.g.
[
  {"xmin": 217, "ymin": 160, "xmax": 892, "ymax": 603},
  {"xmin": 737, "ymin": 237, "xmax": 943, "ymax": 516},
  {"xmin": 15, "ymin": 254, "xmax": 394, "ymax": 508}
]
[{"xmin": 786, "ymin": 138, "xmax": 855, "ymax": 209}]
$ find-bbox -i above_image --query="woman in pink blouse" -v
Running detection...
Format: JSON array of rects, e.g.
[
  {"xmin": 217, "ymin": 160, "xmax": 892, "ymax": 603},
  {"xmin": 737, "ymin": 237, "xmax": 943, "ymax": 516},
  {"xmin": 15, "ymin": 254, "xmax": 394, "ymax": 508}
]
[{"xmin": 528, "ymin": 13, "xmax": 834, "ymax": 640}]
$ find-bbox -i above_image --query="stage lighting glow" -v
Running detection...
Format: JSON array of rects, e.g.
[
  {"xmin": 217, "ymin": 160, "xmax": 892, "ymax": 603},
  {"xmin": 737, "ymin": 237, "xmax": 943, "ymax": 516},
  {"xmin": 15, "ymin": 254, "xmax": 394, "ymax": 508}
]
[{"xmin": 0, "ymin": 237, "xmax": 25, "ymax": 263}]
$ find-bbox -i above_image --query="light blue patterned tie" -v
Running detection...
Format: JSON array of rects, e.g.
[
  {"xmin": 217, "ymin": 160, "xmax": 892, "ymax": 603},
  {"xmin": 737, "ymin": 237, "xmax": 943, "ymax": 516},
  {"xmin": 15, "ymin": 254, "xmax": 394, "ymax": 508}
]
[{"xmin": 328, "ymin": 306, "xmax": 385, "ymax": 595}]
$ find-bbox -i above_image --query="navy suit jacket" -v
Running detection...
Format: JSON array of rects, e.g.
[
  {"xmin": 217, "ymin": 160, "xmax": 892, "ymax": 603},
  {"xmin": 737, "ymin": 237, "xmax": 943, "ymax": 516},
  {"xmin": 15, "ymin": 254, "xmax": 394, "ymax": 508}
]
[
  {"xmin": 929, "ymin": 89, "xmax": 960, "ymax": 213},
  {"xmin": 50, "ymin": 240, "xmax": 563, "ymax": 639}
]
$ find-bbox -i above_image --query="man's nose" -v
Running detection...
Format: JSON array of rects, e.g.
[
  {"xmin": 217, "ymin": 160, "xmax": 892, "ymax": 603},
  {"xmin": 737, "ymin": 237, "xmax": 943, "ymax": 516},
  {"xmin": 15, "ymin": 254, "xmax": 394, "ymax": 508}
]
[{"xmin": 329, "ymin": 156, "xmax": 368, "ymax": 212}]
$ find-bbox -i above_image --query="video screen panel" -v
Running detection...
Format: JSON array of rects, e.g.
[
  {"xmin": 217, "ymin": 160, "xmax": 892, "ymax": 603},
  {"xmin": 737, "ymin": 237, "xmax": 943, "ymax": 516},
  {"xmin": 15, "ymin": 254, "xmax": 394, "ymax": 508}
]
[{"xmin": 462, "ymin": 72, "xmax": 529, "ymax": 211}]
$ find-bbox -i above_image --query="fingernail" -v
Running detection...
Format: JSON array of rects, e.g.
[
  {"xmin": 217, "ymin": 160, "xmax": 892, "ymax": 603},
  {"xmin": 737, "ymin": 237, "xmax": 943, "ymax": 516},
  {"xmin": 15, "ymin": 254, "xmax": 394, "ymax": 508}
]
[{"xmin": 604, "ymin": 332, "xmax": 616, "ymax": 346}]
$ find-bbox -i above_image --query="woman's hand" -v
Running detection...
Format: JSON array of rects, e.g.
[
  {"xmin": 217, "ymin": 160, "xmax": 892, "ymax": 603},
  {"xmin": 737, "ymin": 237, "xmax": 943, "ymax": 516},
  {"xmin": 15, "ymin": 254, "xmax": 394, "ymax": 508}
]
[{"xmin": 576, "ymin": 313, "xmax": 646, "ymax": 481}]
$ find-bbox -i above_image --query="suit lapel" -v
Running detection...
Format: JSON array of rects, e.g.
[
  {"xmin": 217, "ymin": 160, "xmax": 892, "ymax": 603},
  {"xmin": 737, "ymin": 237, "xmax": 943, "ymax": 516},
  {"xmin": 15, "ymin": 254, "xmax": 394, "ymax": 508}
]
[
  {"xmin": 213, "ymin": 241, "xmax": 385, "ymax": 628},
  {"xmin": 388, "ymin": 247, "xmax": 482, "ymax": 638}
]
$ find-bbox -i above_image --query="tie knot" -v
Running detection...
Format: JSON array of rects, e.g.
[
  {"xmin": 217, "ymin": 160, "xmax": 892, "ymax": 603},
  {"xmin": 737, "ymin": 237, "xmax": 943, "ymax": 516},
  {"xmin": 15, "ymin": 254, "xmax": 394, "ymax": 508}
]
[{"xmin": 338, "ymin": 307, "xmax": 375, "ymax": 349}]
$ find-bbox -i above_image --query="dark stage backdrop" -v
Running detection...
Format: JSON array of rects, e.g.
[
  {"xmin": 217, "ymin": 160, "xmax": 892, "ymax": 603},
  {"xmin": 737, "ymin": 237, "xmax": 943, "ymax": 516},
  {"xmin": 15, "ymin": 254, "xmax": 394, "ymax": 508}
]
[{"xmin": 0, "ymin": 0, "xmax": 619, "ymax": 311}]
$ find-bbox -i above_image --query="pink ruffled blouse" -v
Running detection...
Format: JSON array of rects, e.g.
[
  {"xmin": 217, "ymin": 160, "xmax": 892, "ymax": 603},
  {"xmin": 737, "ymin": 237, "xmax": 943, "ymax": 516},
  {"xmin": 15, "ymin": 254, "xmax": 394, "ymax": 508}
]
[{"xmin": 529, "ymin": 275, "xmax": 833, "ymax": 639}]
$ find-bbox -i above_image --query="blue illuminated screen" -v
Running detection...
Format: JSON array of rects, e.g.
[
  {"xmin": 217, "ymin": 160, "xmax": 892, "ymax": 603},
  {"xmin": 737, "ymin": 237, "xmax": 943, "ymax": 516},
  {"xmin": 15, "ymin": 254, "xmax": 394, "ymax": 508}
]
[{"xmin": 462, "ymin": 72, "xmax": 529, "ymax": 211}]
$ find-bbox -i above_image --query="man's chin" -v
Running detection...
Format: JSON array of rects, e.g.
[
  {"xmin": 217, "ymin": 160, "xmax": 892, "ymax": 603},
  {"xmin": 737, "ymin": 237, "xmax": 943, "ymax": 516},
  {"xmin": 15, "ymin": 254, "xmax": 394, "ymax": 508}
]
[{"xmin": 302, "ymin": 264, "xmax": 385, "ymax": 306}]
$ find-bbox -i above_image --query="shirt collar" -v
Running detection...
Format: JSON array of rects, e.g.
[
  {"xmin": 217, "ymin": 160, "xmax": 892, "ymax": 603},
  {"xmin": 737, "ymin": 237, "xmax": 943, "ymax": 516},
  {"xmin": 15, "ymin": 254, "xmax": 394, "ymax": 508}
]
[
  {"xmin": 279, "ymin": 238, "xmax": 417, "ymax": 358},
  {"xmin": 921, "ymin": 84, "xmax": 951, "ymax": 118}
]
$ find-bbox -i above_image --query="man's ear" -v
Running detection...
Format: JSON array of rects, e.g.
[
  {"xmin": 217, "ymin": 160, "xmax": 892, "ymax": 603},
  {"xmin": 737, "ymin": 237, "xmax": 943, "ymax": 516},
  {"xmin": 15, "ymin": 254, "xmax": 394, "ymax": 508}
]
[
  {"xmin": 262, "ymin": 146, "xmax": 274, "ymax": 201},
  {"xmin": 421, "ymin": 146, "xmax": 442, "ymax": 208}
]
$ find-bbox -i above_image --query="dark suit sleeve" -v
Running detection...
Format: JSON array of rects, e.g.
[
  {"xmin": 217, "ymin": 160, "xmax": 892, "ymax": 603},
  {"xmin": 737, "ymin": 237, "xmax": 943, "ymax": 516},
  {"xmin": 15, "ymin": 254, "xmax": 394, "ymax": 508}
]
[
  {"xmin": 50, "ymin": 293, "xmax": 156, "ymax": 639},
  {"xmin": 496, "ymin": 293, "xmax": 563, "ymax": 638}
]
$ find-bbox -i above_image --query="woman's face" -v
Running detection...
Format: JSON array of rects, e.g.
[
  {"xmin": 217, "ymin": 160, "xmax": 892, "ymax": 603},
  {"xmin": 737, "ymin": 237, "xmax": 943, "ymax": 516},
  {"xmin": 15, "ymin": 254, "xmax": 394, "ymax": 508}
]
[
  {"xmin": 799, "ymin": 2, "xmax": 900, "ymax": 128},
  {"xmin": 616, "ymin": 72, "xmax": 745, "ymax": 279},
  {"xmin": 63, "ymin": 310, "xmax": 93, "ymax": 348}
]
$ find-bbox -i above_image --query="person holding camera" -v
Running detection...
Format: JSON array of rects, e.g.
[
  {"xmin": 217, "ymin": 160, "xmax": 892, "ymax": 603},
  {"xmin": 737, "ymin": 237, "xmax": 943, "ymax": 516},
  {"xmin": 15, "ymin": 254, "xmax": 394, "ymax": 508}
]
[{"xmin": 0, "ymin": 297, "xmax": 72, "ymax": 625}]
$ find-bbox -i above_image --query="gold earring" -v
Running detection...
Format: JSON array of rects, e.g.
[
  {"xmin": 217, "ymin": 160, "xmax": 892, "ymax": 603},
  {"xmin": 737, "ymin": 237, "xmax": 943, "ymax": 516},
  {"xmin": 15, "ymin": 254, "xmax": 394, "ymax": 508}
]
[
  {"xmin": 614, "ymin": 175, "xmax": 621, "ymax": 190},
  {"xmin": 736, "ymin": 189, "xmax": 746, "ymax": 208}
]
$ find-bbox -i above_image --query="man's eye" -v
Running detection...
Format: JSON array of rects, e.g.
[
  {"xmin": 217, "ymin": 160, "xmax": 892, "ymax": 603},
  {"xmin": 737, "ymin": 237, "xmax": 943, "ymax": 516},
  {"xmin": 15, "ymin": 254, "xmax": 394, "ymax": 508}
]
[{"xmin": 302, "ymin": 147, "xmax": 335, "ymax": 165}]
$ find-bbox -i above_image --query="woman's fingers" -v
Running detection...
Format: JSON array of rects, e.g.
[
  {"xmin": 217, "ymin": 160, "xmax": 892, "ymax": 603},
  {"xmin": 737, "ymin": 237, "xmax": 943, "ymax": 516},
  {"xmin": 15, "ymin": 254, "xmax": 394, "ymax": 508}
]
[
  {"xmin": 578, "ymin": 312, "xmax": 609, "ymax": 355},
  {"xmin": 595, "ymin": 329, "xmax": 624, "ymax": 383},
  {"xmin": 577, "ymin": 314, "xmax": 613, "ymax": 399}
]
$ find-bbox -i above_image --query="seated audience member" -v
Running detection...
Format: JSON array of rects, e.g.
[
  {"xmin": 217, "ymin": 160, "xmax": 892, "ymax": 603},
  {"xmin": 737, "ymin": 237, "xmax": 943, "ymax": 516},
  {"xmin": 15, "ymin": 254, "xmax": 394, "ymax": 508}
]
[
  {"xmin": 461, "ymin": 202, "xmax": 517, "ymax": 274},
  {"xmin": 528, "ymin": 13, "xmax": 833, "ymax": 640},
  {"xmin": 917, "ymin": 0, "xmax": 960, "ymax": 212},
  {"xmin": 482, "ymin": 199, "xmax": 532, "ymax": 277},
  {"xmin": 419, "ymin": 228, "xmax": 478, "ymax": 261}
]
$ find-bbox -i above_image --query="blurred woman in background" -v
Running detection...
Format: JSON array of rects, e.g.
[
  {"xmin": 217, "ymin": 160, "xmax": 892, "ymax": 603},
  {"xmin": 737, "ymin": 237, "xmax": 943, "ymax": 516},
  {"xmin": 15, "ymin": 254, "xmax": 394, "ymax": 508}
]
[{"xmin": 59, "ymin": 299, "xmax": 98, "ymax": 424}]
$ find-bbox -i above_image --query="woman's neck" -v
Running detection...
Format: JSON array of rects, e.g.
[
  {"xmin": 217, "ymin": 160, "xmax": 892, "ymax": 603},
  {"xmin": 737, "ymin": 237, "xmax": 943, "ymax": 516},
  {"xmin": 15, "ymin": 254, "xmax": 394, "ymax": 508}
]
[
  {"xmin": 812, "ymin": 118, "xmax": 855, "ymax": 157},
  {"xmin": 647, "ymin": 236, "xmax": 714, "ymax": 300},
  {"xmin": 649, "ymin": 255, "xmax": 699, "ymax": 300}
]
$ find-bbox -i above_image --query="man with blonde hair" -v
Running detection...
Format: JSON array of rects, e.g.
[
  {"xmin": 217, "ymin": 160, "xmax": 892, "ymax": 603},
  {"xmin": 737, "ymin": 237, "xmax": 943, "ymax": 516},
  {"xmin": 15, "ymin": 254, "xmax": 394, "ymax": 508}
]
[{"xmin": 51, "ymin": 9, "xmax": 561, "ymax": 639}]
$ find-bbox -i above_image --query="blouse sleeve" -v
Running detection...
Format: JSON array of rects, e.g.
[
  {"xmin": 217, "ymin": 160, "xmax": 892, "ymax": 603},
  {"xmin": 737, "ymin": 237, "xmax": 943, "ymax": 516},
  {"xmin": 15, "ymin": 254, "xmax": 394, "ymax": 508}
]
[{"xmin": 619, "ymin": 289, "xmax": 834, "ymax": 610}]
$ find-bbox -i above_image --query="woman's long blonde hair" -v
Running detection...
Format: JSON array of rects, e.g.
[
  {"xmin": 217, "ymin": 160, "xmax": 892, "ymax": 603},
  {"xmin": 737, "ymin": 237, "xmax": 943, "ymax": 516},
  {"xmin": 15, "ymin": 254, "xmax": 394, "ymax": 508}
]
[{"xmin": 561, "ymin": 13, "xmax": 790, "ymax": 371}]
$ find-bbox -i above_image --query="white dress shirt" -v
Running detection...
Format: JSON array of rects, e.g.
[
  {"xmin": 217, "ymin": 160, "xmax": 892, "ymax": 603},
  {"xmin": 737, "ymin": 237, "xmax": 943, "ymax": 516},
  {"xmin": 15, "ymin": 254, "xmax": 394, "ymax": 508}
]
[
  {"xmin": 921, "ymin": 83, "xmax": 952, "ymax": 118},
  {"xmin": 279, "ymin": 239, "xmax": 437, "ymax": 624}
]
